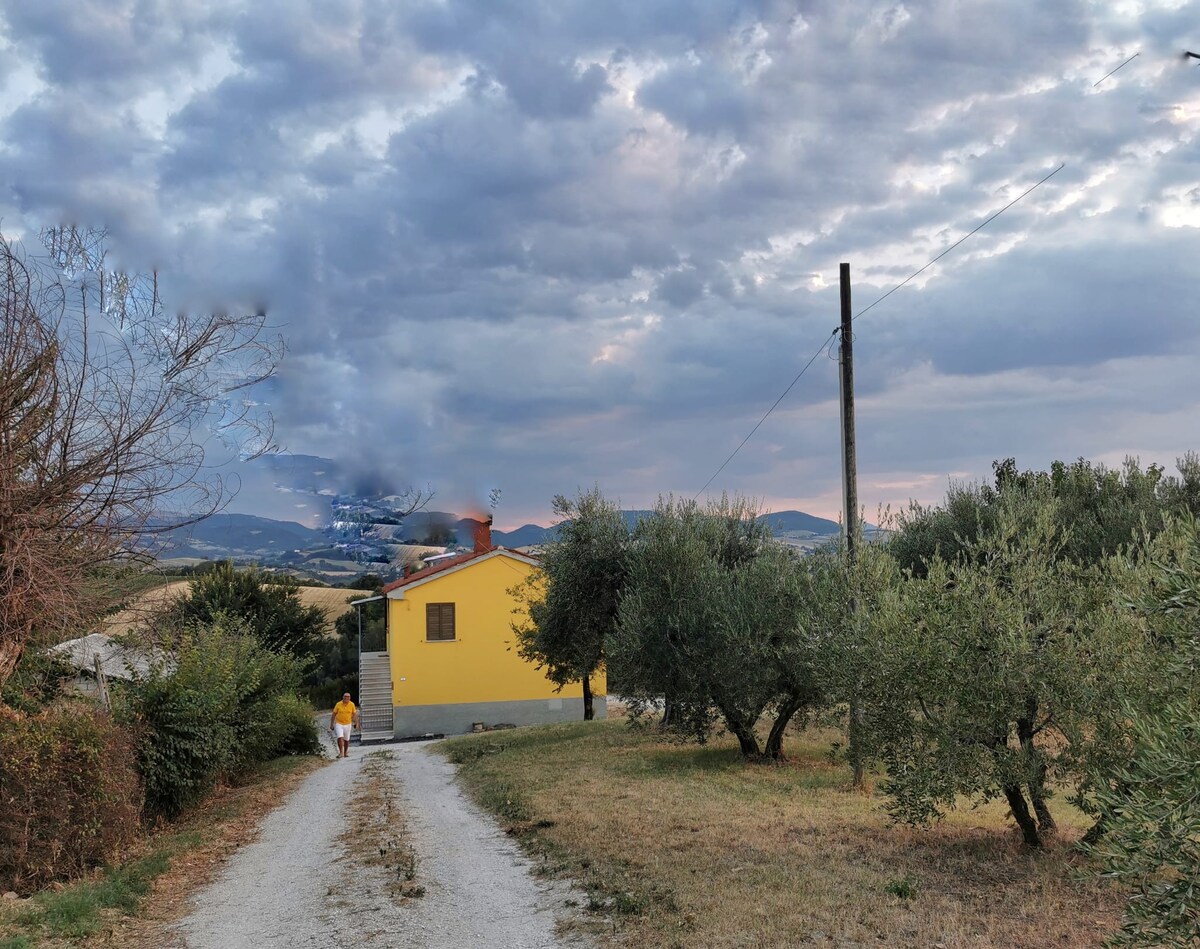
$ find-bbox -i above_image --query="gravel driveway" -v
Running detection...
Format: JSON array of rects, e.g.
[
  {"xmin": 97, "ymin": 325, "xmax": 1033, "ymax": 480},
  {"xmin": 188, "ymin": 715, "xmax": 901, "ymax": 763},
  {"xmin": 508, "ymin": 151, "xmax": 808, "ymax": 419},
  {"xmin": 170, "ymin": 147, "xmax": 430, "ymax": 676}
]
[{"xmin": 173, "ymin": 734, "xmax": 590, "ymax": 949}]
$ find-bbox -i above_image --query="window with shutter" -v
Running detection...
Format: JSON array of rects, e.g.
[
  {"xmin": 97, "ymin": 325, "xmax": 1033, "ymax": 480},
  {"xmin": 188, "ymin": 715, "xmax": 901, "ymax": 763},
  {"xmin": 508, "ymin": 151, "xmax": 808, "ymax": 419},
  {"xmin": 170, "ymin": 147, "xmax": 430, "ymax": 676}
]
[{"xmin": 426, "ymin": 602, "xmax": 456, "ymax": 641}]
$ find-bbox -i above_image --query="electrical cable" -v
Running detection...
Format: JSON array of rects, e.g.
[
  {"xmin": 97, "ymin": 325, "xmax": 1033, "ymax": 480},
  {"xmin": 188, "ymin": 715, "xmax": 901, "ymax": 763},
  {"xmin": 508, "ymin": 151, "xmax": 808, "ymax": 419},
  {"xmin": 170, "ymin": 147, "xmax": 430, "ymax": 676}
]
[
  {"xmin": 692, "ymin": 328, "xmax": 839, "ymax": 500},
  {"xmin": 849, "ymin": 162, "xmax": 1065, "ymax": 325},
  {"xmin": 691, "ymin": 161, "xmax": 1066, "ymax": 499},
  {"xmin": 1094, "ymin": 51, "xmax": 1139, "ymax": 87}
]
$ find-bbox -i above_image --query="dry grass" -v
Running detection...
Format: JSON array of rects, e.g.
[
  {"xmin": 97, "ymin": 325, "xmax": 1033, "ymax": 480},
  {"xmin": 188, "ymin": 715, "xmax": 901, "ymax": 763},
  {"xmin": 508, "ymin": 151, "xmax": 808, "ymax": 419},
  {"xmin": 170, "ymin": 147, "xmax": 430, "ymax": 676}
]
[
  {"xmin": 442, "ymin": 719, "xmax": 1125, "ymax": 949},
  {"xmin": 101, "ymin": 582, "xmax": 355, "ymax": 637},
  {"xmin": 335, "ymin": 751, "xmax": 423, "ymax": 901}
]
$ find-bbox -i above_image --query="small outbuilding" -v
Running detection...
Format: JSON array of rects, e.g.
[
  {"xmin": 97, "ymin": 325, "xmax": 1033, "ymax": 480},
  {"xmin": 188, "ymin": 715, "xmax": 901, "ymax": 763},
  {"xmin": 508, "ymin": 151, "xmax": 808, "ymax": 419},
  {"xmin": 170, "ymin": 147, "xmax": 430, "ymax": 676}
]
[{"xmin": 47, "ymin": 632, "xmax": 164, "ymax": 700}]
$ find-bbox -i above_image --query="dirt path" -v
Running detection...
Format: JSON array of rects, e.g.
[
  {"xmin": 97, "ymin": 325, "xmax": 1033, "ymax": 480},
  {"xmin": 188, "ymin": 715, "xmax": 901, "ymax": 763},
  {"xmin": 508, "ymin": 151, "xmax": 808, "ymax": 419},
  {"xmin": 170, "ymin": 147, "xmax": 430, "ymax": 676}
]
[{"xmin": 173, "ymin": 735, "xmax": 589, "ymax": 949}]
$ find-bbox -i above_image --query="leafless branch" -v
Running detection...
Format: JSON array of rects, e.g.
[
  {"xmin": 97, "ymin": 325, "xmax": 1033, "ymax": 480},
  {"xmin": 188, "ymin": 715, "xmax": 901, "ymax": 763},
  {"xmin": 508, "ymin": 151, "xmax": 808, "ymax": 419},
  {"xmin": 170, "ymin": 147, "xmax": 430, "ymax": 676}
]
[{"xmin": 0, "ymin": 227, "xmax": 284, "ymax": 683}]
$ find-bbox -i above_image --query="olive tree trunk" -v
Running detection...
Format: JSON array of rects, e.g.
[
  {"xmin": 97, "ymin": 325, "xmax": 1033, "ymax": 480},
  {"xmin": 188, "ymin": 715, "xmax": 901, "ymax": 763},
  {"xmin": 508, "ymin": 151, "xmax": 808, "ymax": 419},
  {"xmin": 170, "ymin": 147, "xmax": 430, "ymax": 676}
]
[
  {"xmin": 1002, "ymin": 784, "xmax": 1043, "ymax": 849},
  {"xmin": 581, "ymin": 673, "xmax": 594, "ymax": 720},
  {"xmin": 764, "ymin": 695, "xmax": 806, "ymax": 760},
  {"xmin": 1017, "ymin": 707, "xmax": 1056, "ymax": 835}
]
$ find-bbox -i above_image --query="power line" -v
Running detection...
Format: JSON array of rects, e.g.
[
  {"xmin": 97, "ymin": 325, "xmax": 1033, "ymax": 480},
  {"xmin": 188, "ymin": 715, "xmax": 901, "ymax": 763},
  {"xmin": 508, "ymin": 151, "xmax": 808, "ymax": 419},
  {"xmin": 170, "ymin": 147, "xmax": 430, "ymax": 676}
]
[
  {"xmin": 850, "ymin": 162, "xmax": 1065, "ymax": 325},
  {"xmin": 1094, "ymin": 51, "xmax": 1139, "ymax": 87},
  {"xmin": 692, "ymin": 328, "xmax": 838, "ymax": 501},
  {"xmin": 692, "ymin": 161, "xmax": 1066, "ymax": 499}
]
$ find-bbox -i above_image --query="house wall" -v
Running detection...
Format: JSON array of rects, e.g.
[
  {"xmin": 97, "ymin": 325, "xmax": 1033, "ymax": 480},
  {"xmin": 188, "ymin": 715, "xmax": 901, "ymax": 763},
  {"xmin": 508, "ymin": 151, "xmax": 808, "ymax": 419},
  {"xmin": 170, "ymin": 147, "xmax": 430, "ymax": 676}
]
[{"xmin": 386, "ymin": 553, "xmax": 607, "ymax": 736}]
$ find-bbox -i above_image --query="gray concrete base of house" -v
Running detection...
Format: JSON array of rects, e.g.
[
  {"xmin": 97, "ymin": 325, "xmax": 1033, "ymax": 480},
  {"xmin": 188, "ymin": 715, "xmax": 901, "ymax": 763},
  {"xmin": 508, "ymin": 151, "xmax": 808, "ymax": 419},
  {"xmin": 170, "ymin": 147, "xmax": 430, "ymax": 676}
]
[{"xmin": 393, "ymin": 696, "xmax": 607, "ymax": 738}]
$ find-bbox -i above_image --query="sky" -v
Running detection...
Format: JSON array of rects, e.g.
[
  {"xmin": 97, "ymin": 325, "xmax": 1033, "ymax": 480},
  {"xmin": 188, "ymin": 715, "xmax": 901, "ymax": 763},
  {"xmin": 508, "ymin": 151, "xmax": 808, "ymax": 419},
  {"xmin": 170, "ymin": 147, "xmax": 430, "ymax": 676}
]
[{"xmin": 2, "ymin": 0, "xmax": 1199, "ymax": 529}]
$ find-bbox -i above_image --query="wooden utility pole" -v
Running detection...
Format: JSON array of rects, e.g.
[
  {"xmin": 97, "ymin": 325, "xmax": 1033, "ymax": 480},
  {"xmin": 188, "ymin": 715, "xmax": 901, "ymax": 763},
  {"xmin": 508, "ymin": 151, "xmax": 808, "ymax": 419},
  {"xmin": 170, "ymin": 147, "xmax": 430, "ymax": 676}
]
[
  {"xmin": 838, "ymin": 262, "xmax": 858, "ymax": 559},
  {"xmin": 838, "ymin": 262, "xmax": 866, "ymax": 789}
]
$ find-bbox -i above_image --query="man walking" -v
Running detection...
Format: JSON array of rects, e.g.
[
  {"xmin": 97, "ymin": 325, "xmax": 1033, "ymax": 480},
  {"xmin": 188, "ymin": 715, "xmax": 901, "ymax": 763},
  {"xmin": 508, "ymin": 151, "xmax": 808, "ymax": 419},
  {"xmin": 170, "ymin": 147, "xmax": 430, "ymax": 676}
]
[{"xmin": 329, "ymin": 692, "xmax": 360, "ymax": 759}]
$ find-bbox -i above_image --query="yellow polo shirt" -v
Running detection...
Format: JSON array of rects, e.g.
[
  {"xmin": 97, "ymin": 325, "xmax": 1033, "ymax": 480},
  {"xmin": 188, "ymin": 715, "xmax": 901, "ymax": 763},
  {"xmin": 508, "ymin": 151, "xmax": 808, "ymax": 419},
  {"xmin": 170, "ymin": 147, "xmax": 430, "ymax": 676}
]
[{"xmin": 333, "ymin": 700, "xmax": 357, "ymax": 725}]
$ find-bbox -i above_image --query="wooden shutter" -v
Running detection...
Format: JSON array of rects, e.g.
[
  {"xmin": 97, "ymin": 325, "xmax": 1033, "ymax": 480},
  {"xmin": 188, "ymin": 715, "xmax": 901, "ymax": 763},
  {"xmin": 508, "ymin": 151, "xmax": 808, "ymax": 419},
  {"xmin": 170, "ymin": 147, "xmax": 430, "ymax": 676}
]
[{"xmin": 426, "ymin": 602, "xmax": 456, "ymax": 641}]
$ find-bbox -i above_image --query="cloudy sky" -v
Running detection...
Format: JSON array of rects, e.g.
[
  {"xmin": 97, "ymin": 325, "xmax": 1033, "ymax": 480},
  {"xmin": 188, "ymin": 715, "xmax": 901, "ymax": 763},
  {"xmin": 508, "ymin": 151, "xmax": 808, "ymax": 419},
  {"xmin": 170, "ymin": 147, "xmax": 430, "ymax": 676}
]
[{"xmin": 3, "ymin": 0, "xmax": 1199, "ymax": 528}]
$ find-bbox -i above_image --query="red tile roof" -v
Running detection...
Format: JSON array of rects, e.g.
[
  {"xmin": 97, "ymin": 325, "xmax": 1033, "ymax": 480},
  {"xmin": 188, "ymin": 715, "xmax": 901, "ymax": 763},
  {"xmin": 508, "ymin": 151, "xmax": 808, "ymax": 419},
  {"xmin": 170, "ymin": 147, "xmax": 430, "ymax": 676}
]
[{"xmin": 380, "ymin": 546, "xmax": 537, "ymax": 594}]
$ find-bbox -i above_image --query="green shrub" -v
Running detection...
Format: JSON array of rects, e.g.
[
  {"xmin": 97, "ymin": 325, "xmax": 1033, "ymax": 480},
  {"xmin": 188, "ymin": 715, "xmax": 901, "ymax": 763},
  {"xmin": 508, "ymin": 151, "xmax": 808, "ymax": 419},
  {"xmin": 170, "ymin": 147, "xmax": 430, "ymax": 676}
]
[
  {"xmin": 1087, "ymin": 699, "xmax": 1200, "ymax": 948},
  {"xmin": 0, "ymin": 701, "xmax": 142, "ymax": 894},
  {"xmin": 308, "ymin": 674, "xmax": 357, "ymax": 712},
  {"xmin": 118, "ymin": 615, "xmax": 318, "ymax": 820},
  {"xmin": 166, "ymin": 561, "xmax": 327, "ymax": 677},
  {"xmin": 1084, "ymin": 518, "xmax": 1200, "ymax": 947},
  {"xmin": 263, "ymin": 692, "xmax": 322, "ymax": 758},
  {"xmin": 15, "ymin": 848, "xmax": 173, "ymax": 940},
  {"xmin": 884, "ymin": 875, "xmax": 919, "ymax": 901},
  {"xmin": 0, "ymin": 649, "xmax": 74, "ymax": 714}
]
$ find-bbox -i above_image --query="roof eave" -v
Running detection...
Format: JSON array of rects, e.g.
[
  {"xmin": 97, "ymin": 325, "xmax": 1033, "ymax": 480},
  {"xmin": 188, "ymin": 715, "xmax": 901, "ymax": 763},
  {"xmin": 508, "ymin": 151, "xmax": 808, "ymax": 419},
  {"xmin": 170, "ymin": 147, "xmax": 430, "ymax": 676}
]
[{"xmin": 383, "ymin": 547, "xmax": 538, "ymax": 600}]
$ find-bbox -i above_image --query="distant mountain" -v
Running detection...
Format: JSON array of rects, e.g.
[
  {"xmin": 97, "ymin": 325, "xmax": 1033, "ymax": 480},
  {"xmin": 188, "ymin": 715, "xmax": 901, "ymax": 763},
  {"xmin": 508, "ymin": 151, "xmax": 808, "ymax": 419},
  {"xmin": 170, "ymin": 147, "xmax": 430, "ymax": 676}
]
[
  {"xmin": 151, "ymin": 513, "xmax": 327, "ymax": 559},
  {"xmin": 492, "ymin": 511, "xmax": 661, "ymax": 547},
  {"xmin": 494, "ymin": 509, "xmax": 843, "ymax": 546},
  {"xmin": 394, "ymin": 508, "xmax": 845, "ymax": 545},
  {"xmin": 145, "ymin": 506, "xmax": 856, "ymax": 580},
  {"xmin": 491, "ymin": 523, "xmax": 554, "ymax": 547},
  {"xmin": 620, "ymin": 510, "xmax": 655, "ymax": 530},
  {"xmin": 756, "ymin": 510, "xmax": 842, "ymax": 536}
]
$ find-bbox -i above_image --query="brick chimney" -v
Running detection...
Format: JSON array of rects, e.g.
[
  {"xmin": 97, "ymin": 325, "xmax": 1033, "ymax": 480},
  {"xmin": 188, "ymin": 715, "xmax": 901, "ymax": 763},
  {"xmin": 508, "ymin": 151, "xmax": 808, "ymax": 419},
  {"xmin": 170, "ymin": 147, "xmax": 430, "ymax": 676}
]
[{"xmin": 472, "ymin": 515, "xmax": 493, "ymax": 553}]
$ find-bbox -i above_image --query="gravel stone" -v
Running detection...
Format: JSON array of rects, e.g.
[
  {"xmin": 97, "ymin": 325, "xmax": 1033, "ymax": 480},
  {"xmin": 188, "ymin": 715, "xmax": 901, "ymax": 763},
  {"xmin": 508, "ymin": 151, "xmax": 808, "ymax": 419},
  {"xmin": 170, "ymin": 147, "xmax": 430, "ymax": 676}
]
[{"xmin": 173, "ymin": 734, "xmax": 590, "ymax": 948}]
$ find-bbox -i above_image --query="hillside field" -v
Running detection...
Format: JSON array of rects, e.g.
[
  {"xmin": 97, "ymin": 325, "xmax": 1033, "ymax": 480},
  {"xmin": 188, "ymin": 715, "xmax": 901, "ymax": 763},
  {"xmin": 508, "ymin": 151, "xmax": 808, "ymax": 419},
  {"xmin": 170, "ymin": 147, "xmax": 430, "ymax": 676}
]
[{"xmin": 103, "ymin": 581, "xmax": 358, "ymax": 637}]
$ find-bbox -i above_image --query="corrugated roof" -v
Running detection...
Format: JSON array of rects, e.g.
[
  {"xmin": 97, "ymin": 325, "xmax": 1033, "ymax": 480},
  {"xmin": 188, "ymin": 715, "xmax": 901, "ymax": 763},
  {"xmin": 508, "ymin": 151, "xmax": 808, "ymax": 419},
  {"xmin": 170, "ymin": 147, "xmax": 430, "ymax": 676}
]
[{"xmin": 48, "ymin": 633, "xmax": 166, "ymax": 680}]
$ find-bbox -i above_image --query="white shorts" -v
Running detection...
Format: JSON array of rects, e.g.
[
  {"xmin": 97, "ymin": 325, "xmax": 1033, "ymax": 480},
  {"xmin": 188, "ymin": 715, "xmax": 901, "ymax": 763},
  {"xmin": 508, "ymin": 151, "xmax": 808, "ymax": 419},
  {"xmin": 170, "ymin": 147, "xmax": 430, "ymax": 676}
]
[{"xmin": 333, "ymin": 722, "xmax": 354, "ymax": 740}]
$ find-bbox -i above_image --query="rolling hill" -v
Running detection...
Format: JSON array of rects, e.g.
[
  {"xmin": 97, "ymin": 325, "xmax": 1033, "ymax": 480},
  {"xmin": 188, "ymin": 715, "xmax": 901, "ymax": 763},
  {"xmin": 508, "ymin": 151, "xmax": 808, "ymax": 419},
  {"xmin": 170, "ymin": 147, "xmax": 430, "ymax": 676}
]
[
  {"xmin": 149, "ymin": 513, "xmax": 327, "ymax": 560},
  {"xmin": 102, "ymin": 581, "xmax": 357, "ymax": 637},
  {"xmin": 141, "ymin": 506, "xmax": 854, "ymax": 580}
]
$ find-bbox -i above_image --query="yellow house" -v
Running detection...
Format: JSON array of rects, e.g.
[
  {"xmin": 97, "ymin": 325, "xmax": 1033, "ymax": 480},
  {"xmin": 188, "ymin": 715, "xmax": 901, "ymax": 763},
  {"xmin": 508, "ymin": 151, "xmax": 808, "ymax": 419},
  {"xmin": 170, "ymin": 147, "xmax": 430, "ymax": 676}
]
[{"xmin": 378, "ymin": 529, "xmax": 607, "ymax": 737}]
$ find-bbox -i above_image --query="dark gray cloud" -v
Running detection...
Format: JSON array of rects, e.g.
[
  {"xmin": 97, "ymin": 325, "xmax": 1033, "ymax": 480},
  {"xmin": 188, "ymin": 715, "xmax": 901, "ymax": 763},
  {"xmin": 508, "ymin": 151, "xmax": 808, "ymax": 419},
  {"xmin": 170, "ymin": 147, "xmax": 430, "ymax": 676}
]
[
  {"xmin": 2, "ymin": 0, "xmax": 222, "ymax": 90},
  {"xmin": 2, "ymin": 0, "xmax": 1199, "ymax": 526},
  {"xmin": 638, "ymin": 62, "xmax": 753, "ymax": 135}
]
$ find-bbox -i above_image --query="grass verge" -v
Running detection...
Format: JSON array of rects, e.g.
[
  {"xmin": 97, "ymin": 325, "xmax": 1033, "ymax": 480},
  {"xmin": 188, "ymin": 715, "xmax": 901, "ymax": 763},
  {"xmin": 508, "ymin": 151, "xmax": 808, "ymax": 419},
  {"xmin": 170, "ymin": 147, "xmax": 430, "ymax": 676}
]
[
  {"xmin": 0, "ymin": 754, "xmax": 322, "ymax": 949},
  {"xmin": 441, "ymin": 718, "xmax": 1124, "ymax": 949}
]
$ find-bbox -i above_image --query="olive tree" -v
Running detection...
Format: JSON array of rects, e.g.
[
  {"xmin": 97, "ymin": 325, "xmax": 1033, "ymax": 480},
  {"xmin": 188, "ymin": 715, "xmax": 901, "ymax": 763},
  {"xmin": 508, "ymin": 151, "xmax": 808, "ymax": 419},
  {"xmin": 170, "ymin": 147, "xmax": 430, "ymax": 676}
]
[
  {"xmin": 1084, "ymin": 516, "xmax": 1200, "ymax": 946},
  {"xmin": 512, "ymin": 488, "xmax": 628, "ymax": 720},
  {"xmin": 862, "ymin": 489, "xmax": 1150, "ymax": 848},
  {"xmin": 802, "ymin": 538, "xmax": 908, "ymax": 778},
  {"xmin": 610, "ymin": 496, "xmax": 820, "ymax": 760},
  {"xmin": 891, "ymin": 456, "xmax": 1200, "ymax": 577}
]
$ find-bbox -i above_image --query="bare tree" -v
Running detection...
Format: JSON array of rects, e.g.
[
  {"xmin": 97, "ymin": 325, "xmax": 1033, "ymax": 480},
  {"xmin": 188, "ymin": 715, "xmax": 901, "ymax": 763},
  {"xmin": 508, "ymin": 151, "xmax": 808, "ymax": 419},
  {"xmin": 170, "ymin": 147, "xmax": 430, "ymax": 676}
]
[{"xmin": 0, "ymin": 227, "xmax": 284, "ymax": 684}]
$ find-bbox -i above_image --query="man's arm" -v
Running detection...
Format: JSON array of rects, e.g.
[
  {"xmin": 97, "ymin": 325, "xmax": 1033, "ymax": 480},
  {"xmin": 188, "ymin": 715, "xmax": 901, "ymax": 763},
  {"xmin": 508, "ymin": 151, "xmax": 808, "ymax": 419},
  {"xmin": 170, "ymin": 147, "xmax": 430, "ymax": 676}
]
[{"xmin": 329, "ymin": 709, "xmax": 336, "ymax": 730}]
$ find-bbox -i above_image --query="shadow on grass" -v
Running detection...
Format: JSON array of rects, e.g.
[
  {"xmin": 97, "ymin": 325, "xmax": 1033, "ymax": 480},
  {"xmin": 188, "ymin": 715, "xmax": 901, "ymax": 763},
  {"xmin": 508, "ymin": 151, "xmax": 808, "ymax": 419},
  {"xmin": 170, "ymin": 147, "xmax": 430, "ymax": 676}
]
[
  {"xmin": 633, "ymin": 739, "xmax": 854, "ymax": 792},
  {"xmin": 445, "ymin": 718, "xmax": 627, "ymax": 754}
]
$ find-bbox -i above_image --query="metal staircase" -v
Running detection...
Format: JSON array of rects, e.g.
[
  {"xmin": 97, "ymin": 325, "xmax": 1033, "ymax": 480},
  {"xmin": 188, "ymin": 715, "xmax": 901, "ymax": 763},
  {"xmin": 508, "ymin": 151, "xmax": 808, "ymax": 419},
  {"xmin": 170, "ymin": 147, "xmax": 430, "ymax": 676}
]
[{"xmin": 358, "ymin": 651, "xmax": 394, "ymax": 743}]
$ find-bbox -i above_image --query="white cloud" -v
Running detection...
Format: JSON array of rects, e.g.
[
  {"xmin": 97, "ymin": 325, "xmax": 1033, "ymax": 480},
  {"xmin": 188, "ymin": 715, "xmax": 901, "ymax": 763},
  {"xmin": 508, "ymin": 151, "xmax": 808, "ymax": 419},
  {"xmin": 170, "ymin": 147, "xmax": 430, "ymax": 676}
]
[{"xmin": 2, "ymin": 0, "xmax": 1199, "ymax": 526}]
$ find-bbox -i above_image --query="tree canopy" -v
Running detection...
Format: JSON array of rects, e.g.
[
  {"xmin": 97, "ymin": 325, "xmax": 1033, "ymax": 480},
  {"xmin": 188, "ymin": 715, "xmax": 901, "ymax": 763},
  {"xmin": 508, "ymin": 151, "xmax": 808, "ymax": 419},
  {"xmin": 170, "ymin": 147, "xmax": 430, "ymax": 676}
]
[
  {"xmin": 889, "ymin": 455, "xmax": 1200, "ymax": 576},
  {"xmin": 166, "ymin": 562, "xmax": 327, "ymax": 675},
  {"xmin": 512, "ymin": 488, "xmax": 627, "ymax": 720},
  {"xmin": 611, "ymin": 495, "xmax": 827, "ymax": 759}
]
